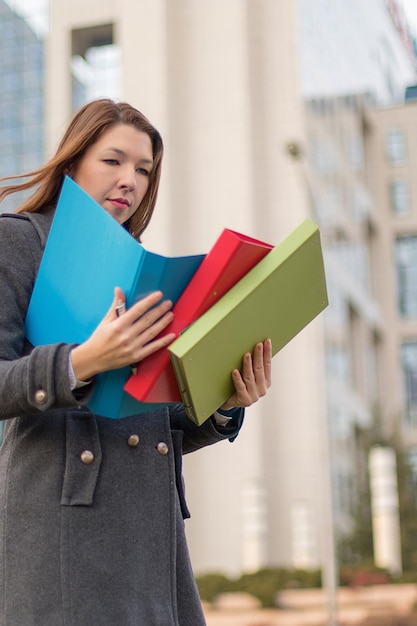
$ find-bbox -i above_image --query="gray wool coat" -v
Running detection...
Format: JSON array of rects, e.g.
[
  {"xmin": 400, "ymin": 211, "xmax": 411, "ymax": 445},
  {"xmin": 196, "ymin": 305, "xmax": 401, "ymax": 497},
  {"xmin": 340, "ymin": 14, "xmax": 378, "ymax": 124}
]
[{"xmin": 0, "ymin": 207, "xmax": 243, "ymax": 626}]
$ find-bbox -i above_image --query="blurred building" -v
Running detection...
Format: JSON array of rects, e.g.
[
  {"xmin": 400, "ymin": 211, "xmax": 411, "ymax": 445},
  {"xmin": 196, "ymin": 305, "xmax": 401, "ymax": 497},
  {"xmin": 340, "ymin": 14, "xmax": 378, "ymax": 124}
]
[
  {"xmin": 302, "ymin": 93, "xmax": 380, "ymax": 543},
  {"xmin": 301, "ymin": 86, "xmax": 417, "ymax": 566},
  {"xmin": 0, "ymin": 0, "xmax": 44, "ymax": 444},
  {"xmin": 0, "ymin": 0, "xmax": 44, "ymax": 212},
  {"xmin": 367, "ymin": 98, "xmax": 417, "ymax": 441},
  {"xmin": 3, "ymin": 0, "xmax": 416, "ymax": 577}
]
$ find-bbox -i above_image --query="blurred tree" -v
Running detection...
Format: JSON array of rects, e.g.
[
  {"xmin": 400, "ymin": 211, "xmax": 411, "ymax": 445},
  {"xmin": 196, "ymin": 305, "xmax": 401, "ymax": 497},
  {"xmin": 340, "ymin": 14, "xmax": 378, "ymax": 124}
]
[{"xmin": 338, "ymin": 409, "xmax": 417, "ymax": 576}]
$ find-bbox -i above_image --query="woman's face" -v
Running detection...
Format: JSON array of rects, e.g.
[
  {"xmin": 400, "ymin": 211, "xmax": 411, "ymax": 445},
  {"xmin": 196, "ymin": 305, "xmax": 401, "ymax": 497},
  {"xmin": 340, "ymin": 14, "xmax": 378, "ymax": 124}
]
[{"xmin": 72, "ymin": 123, "xmax": 154, "ymax": 225}]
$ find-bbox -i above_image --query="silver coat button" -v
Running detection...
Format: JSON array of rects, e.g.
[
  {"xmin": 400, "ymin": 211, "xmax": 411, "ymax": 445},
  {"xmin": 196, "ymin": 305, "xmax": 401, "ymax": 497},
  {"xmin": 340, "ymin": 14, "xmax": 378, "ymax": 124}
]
[
  {"xmin": 156, "ymin": 442, "xmax": 169, "ymax": 455},
  {"xmin": 127, "ymin": 434, "xmax": 140, "ymax": 447},
  {"xmin": 80, "ymin": 450, "xmax": 95, "ymax": 465},
  {"xmin": 34, "ymin": 389, "xmax": 48, "ymax": 405}
]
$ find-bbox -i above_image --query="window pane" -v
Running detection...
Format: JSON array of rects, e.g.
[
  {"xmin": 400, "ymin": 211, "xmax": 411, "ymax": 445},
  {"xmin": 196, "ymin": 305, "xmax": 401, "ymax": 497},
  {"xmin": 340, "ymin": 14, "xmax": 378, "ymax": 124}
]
[
  {"xmin": 385, "ymin": 129, "xmax": 407, "ymax": 164},
  {"xmin": 389, "ymin": 180, "xmax": 410, "ymax": 215},
  {"xmin": 347, "ymin": 135, "xmax": 364, "ymax": 171},
  {"xmin": 310, "ymin": 137, "xmax": 337, "ymax": 175},
  {"xmin": 401, "ymin": 342, "xmax": 417, "ymax": 427},
  {"xmin": 395, "ymin": 236, "xmax": 417, "ymax": 317},
  {"xmin": 71, "ymin": 43, "xmax": 122, "ymax": 110}
]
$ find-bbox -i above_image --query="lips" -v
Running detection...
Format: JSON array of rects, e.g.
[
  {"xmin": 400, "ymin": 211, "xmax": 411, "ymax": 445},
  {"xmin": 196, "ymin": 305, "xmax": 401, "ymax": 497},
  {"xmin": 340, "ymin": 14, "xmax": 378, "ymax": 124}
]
[{"xmin": 108, "ymin": 198, "xmax": 131, "ymax": 209}]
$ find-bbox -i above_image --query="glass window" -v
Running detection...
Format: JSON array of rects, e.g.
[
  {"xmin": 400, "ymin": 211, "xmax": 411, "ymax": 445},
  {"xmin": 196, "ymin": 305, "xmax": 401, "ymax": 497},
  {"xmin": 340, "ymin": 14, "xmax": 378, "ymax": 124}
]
[
  {"xmin": 0, "ymin": 153, "xmax": 19, "ymax": 173},
  {"xmin": 385, "ymin": 129, "xmax": 407, "ymax": 164},
  {"xmin": 326, "ymin": 345, "xmax": 350, "ymax": 383},
  {"xmin": 351, "ymin": 184, "xmax": 372, "ymax": 223},
  {"xmin": 401, "ymin": 342, "xmax": 417, "ymax": 427},
  {"xmin": 347, "ymin": 135, "xmax": 364, "ymax": 171},
  {"xmin": 71, "ymin": 23, "xmax": 121, "ymax": 110},
  {"xmin": 389, "ymin": 180, "xmax": 410, "ymax": 215},
  {"xmin": 310, "ymin": 137, "xmax": 337, "ymax": 175},
  {"xmin": 85, "ymin": 45, "xmax": 122, "ymax": 100},
  {"xmin": 323, "ymin": 277, "xmax": 348, "ymax": 327},
  {"xmin": 0, "ymin": 0, "xmax": 45, "ymax": 186},
  {"xmin": 395, "ymin": 236, "xmax": 417, "ymax": 317}
]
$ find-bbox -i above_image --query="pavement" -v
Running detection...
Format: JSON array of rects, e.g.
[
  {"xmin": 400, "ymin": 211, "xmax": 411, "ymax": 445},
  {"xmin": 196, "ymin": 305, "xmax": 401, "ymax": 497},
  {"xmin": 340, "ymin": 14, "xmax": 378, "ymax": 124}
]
[{"xmin": 203, "ymin": 583, "xmax": 417, "ymax": 626}]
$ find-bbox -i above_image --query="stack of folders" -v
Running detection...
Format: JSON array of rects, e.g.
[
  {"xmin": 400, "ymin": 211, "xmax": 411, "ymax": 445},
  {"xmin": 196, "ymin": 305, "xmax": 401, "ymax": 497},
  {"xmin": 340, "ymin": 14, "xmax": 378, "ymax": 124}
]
[
  {"xmin": 25, "ymin": 176, "xmax": 328, "ymax": 423},
  {"xmin": 166, "ymin": 219, "xmax": 328, "ymax": 424},
  {"xmin": 124, "ymin": 230, "xmax": 274, "ymax": 404}
]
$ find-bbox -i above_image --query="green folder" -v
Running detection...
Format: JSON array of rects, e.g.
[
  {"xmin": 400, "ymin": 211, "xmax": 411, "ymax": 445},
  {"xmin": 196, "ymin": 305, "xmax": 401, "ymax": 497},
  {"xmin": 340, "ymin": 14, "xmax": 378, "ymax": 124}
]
[{"xmin": 168, "ymin": 219, "xmax": 328, "ymax": 425}]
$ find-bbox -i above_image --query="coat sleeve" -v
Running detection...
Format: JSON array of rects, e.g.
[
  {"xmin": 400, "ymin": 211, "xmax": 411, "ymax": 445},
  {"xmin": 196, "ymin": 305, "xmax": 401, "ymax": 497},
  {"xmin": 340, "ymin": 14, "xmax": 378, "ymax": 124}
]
[
  {"xmin": 169, "ymin": 403, "xmax": 244, "ymax": 454},
  {"xmin": 0, "ymin": 215, "xmax": 93, "ymax": 420}
]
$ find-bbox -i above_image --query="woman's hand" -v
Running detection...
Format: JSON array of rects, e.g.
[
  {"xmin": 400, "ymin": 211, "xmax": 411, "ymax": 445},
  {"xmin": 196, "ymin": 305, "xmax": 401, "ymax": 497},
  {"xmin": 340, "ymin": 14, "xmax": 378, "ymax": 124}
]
[
  {"xmin": 70, "ymin": 287, "xmax": 176, "ymax": 382},
  {"xmin": 219, "ymin": 338, "xmax": 272, "ymax": 411}
]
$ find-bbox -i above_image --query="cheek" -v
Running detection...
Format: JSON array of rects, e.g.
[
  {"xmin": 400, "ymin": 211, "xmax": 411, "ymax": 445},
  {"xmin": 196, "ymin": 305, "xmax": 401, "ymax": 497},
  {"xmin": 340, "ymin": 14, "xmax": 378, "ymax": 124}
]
[
  {"xmin": 137, "ymin": 178, "xmax": 150, "ymax": 202},
  {"xmin": 72, "ymin": 167, "xmax": 93, "ymax": 193},
  {"xmin": 123, "ymin": 203, "xmax": 140, "ymax": 224}
]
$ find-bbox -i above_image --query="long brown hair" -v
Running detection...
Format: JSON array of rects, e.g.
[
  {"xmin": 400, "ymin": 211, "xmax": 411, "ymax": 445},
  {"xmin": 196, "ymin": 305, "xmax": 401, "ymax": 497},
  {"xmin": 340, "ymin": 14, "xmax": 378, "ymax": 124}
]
[{"xmin": 0, "ymin": 99, "xmax": 163, "ymax": 240}]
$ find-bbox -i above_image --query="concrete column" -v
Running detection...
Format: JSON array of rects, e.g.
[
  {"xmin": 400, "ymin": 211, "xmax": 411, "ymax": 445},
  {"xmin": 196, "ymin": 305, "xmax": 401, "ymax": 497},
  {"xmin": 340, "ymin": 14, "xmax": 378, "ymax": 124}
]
[{"xmin": 369, "ymin": 446, "xmax": 403, "ymax": 575}]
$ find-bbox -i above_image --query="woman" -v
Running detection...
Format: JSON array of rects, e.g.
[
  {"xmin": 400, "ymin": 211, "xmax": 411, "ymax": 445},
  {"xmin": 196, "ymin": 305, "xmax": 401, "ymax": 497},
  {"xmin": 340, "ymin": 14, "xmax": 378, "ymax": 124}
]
[{"xmin": 0, "ymin": 99, "xmax": 271, "ymax": 626}]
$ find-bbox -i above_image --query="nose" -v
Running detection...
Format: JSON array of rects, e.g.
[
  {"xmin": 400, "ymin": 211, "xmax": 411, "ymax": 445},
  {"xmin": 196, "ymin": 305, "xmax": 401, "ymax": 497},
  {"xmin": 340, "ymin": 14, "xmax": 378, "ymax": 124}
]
[{"xmin": 119, "ymin": 166, "xmax": 137, "ymax": 191}]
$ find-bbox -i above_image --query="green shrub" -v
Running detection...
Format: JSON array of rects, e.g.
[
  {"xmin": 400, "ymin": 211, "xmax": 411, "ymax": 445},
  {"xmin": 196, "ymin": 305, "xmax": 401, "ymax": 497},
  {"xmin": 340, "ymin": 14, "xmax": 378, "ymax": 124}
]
[
  {"xmin": 195, "ymin": 572, "xmax": 235, "ymax": 603},
  {"xmin": 195, "ymin": 567, "xmax": 321, "ymax": 607},
  {"xmin": 394, "ymin": 570, "xmax": 417, "ymax": 584},
  {"xmin": 237, "ymin": 569, "xmax": 284, "ymax": 607}
]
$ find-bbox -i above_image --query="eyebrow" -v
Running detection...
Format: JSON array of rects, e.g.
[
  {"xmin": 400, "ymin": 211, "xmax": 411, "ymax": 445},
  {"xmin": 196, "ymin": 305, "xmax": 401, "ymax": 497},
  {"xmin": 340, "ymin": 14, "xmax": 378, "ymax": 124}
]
[{"xmin": 104, "ymin": 147, "xmax": 153, "ymax": 165}]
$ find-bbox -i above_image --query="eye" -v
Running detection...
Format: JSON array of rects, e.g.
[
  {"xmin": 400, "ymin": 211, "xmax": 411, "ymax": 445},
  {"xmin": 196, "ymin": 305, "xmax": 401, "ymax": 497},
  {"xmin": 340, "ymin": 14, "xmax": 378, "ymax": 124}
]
[
  {"xmin": 136, "ymin": 167, "xmax": 150, "ymax": 176},
  {"xmin": 103, "ymin": 159, "xmax": 119, "ymax": 166}
]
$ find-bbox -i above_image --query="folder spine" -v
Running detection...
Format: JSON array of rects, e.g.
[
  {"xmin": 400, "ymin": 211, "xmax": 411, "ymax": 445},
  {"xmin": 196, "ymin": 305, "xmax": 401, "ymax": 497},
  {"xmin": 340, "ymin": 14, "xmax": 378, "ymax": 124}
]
[{"xmin": 168, "ymin": 354, "xmax": 198, "ymax": 424}]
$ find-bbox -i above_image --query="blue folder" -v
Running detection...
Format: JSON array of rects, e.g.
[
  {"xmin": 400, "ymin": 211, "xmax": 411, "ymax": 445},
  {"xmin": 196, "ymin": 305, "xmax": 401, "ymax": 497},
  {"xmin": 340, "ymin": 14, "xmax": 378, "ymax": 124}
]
[{"xmin": 25, "ymin": 176, "xmax": 205, "ymax": 418}]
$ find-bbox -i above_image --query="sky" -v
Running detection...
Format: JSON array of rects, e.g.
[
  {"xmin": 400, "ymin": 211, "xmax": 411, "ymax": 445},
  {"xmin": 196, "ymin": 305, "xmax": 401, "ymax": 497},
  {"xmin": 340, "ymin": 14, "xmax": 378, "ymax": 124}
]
[
  {"xmin": 401, "ymin": 0, "xmax": 417, "ymax": 33},
  {"xmin": 3, "ymin": 0, "xmax": 48, "ymax": 37}
]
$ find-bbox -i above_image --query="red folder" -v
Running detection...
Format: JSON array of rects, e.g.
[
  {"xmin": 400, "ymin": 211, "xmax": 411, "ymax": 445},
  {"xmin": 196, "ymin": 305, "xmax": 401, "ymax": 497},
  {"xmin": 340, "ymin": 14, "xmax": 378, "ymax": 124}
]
[{"xmin": 124, "ymin": 229, "xmax": 273, "ymax": 403}]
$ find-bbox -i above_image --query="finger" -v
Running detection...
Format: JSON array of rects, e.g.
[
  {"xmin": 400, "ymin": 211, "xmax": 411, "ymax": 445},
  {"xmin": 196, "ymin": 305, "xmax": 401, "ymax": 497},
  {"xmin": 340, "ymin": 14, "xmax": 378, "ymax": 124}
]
[
  {"xmin": 252, "ymin": 342, "xmax": 269, "ymax": 396},
  {"xmin": 240, "ymin": 352, "xmax": 260, "ymax": 399},
  {"xmin": 123, "ymin": 291, "xmax": 165, "ymax": 322},
  {"xmin": 230, "ymin": 369, "xmax": 251, "ymax": 407},
  {"xmin": 252, "ymin": 342, "xmax": 265, "ymax": 377},
  {"xmin": 100, "ymin": 287, "xmax": 127, "ymax": 323},
  {"xmin": 132, "ymin": 299, "xmax": 174, "ymax": 337},
  {"xmin": 134, "ymin": 309, "xmax": 175, "ymax": 345},
  {"xmin": 243, "ymin": 345, "xmax": 268, "ymax": 399},
  {"xmin": 132, "ymin": 330, "xmax": 177, "ymax": 362},
  {"xmin": 263, "ymin": 338, "xmax": 273, "ymax": 387},
  {"xmin": 114, "ymin": 286, "xmax": 125, "ymax": 306}
]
